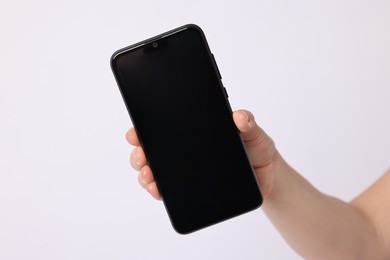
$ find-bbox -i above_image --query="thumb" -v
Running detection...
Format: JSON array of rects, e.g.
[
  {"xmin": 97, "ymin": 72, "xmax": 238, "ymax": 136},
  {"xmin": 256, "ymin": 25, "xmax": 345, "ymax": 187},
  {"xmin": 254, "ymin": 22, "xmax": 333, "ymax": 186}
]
[
  {"xmin": 233, "ymin": 109, "xmax": 261, "ymax": 142},
  {"xmin": 232, "ymin": 109, "xmax": 275, "ymax": 168}
]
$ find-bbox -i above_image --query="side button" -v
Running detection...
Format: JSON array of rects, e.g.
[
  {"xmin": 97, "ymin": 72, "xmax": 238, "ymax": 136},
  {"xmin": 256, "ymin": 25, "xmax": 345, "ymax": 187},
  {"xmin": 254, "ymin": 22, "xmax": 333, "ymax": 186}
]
[
  {"xmin": 223, "ymin": 87, "xmax": 229, "ymax": 98},
  {"xmin": 211, "ymin": 54, "xmax": 222, "ymax": 79}
]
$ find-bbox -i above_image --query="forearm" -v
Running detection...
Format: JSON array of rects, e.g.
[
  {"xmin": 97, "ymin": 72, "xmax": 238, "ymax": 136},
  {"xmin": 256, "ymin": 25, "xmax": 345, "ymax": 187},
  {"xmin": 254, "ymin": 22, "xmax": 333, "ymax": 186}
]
[{"xmin": 262, "ymin": 151, "xmax": 386, "ymax": 259}]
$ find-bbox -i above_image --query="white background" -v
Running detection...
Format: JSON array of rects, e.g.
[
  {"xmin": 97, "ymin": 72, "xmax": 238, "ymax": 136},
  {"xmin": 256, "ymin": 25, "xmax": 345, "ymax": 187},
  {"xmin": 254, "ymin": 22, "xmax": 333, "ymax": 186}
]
[{"xmin": 1, "ymin": 0, "xmax": 390, "ymax": 259}]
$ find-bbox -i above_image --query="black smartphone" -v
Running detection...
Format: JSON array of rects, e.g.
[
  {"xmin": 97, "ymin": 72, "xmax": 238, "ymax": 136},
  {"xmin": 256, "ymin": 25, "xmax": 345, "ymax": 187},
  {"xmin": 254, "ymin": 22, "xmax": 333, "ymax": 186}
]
[{"xmin": 111, "ymin": 24, "xmax": 262, "ymax": 234}]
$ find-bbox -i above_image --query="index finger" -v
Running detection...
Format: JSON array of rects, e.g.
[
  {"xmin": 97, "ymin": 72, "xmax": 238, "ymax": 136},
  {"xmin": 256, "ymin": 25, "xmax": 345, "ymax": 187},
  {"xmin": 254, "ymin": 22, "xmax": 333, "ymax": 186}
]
[{"xmin": 126, "ymin": 128, "xmax": 141, "ymax": 146}]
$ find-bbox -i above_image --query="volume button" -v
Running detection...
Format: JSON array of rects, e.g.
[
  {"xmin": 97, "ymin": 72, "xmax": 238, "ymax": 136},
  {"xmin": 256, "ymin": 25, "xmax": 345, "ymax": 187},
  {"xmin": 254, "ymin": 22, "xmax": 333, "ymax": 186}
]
[{"xmin": 211, "ymin": 54, "xmax": 222, "ymax": 79}]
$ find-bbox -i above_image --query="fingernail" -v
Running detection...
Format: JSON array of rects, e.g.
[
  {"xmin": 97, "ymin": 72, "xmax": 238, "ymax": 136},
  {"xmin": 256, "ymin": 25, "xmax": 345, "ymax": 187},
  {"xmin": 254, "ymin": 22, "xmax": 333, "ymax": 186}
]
[
  {"xmin": 243, "ymin": 111, "xmax": 255, "ymax": 128},
  {"xmin": 248, "ymin": 119, "xmax": 255, "ymax": 129}
]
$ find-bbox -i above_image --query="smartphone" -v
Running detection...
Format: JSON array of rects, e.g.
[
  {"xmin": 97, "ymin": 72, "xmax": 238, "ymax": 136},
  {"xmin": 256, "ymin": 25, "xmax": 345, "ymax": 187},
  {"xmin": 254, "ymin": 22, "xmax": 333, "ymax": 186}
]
[{"xmin": 111, "ymin": 24, "xmax": 262, "ymax": 234}]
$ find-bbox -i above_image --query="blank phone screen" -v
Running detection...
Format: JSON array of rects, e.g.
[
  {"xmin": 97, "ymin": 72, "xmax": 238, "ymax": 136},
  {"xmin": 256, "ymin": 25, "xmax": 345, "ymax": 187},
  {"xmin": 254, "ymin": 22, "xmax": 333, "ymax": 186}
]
[{"xmin": 111, "ymin": 25, "xmax": 262, "ymax": 234}]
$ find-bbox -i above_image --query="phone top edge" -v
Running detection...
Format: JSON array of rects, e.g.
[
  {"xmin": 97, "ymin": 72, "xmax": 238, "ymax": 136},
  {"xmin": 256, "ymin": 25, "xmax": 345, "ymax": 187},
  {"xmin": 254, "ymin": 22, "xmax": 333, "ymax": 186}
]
[
  {"xmin": 160, "ymin": 27, "xmax": 187, "ymax": 40},
  {"xmin": 110, "ymin": 24, "xmax": 203, "ymax": 66}
]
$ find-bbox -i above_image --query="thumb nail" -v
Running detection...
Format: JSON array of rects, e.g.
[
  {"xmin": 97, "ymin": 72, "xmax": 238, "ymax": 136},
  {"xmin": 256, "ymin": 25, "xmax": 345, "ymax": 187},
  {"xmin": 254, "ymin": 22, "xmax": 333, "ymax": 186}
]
[{"xmin": 244, "ymin": 112, "xmax": 255, "ymax": 129}]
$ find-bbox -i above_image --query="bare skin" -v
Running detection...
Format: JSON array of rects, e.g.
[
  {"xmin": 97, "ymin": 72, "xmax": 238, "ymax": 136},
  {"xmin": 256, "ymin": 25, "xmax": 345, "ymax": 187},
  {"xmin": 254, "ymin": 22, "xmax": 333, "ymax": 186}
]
[{"xmin": 126, "ymin": 109, "xmax": 390, "ymax": 259}]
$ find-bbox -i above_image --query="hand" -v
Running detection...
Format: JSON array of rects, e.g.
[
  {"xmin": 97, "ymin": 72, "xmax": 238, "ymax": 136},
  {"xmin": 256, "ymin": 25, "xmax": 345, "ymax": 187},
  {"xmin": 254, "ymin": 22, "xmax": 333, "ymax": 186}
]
[{"xmin": 126, "ymin": 109, "xmax": 277, "ymax": 200}]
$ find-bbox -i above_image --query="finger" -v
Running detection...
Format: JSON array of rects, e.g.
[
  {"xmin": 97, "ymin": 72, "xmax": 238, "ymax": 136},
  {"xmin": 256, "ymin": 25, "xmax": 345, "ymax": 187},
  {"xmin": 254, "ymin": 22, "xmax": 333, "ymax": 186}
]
[
  {"xmin": 138, "ymin": 165, "xmax": 162, "ymax": 200},
  {"xmin": 130, "ymin": 146, "xmax": 147, "ymax": 171},
  {"xmin": 138, "ymin": 165, "xmax": 155, "ymax": 187},
  {"xmin": 146, "ymin": 182, "xmax": 162, "ymax": 200},
  {"xmin": 126, "ymin": 128, "xmax": 141, "ymax": 146}
]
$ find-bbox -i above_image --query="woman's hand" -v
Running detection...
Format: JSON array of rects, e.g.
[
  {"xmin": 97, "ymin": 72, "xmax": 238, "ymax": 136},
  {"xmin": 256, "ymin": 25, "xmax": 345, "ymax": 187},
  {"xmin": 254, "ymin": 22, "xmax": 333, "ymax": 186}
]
[{"xmin": 126, "ymin": 109, "xmax": 277, "ymax": 200}]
